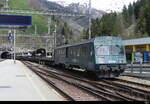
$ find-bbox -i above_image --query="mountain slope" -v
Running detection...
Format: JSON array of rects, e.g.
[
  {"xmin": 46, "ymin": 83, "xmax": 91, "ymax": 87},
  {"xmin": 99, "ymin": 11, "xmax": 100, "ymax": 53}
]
[
  {"xmin": 8, "ymin": 0, "xmax": 48, "ymax": 34},
  {"xmin": 1, "ymin": 0, "xmax": 105, "ymax": 45},
  {"xmin": 37, "ymin": 0, "xmax": 105, "ymax": 28},
  {"xmin": 34, "ymin": 0, "xmax": 105, "ymax": 41}
]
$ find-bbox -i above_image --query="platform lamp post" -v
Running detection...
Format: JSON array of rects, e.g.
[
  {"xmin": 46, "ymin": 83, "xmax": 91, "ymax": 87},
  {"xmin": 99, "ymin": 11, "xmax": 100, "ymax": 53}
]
[
  {"xmin": 46, "ymin": 39, "xmax": 51, "ymax": 57},
  {"xmin": 13, "ymin": 30, "xmax": 16, "ymax": 64},
  {"xmin": 54, "ymin": 24, "xmax": 57, "ymax": 48},
  {"xmin": 46, "ymin": 17, "xmax": 51, "ymax": 57},
  {"xmin": 8, "ymin": 30, "xmax": 13, "ymax": 60}
]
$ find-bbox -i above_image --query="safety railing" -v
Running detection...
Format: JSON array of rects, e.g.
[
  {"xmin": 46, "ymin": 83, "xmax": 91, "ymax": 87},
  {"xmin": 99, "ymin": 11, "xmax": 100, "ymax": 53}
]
[{"xmin": 126, "ymin": 61, "xmax": 150, "ymax": 74}]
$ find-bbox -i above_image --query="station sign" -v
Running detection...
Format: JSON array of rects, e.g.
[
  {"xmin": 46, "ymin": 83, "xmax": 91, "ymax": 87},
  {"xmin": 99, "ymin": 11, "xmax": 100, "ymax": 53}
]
[
  {"xmin": 8, "ymin": 33, "xmax": 13, "ymax": 41},
  {"xmin": 0, "ymin": 15, "xmax": 32, "ymax": 26}
]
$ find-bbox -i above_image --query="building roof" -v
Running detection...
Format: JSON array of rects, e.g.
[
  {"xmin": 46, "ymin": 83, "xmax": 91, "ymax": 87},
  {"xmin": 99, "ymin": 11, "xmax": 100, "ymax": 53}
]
[{"xmin": 123, "ymin": 37, "xmax": 150, "ymax": 46}]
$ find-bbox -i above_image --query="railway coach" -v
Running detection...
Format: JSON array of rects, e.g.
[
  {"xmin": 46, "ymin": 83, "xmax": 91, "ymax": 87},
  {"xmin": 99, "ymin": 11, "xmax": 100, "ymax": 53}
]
[{"xmin": 54, "ymin": 36, "xmax": 127, "ymax": 78}]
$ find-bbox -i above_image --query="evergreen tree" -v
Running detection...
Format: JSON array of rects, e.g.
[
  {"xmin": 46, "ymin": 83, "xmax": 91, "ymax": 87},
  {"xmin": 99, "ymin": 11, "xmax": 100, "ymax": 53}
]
[{"xmin": 135, "ymin": 0, "xmax": 150, "ymax": 36}]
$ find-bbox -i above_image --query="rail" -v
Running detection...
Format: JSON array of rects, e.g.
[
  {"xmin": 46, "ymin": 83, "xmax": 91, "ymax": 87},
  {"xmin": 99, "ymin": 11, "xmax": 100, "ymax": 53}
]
[{"xmin": 23, "ymin": 61, "xmax": 150, "ymax": 101}]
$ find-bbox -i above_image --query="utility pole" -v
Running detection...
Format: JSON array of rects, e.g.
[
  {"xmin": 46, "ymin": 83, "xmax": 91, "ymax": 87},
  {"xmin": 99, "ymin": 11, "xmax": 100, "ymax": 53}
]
[
  {"xmin": 48, "ymin": 17, "xmax": 51, "ymax": 35},
  {"xmin": 54, "ymin": 24, "xmax": 57, "ymax": 48},
  {"xmin": 13, "ymin": 30, "xmax": 16, "ymax": 64},
  {"xmin": 52, "ymin": 24, "xmax": 57, "ymax": 58},
  {"xmin": 88, "ymin": 0, "xmax": 92, "ymax": 39},
  {"xmin": 46, "ymin": 17, "xmax": 52, "ymax": 57},
  {"xmin": 35, "ymin": 24, "xmax": 37, "ymax": 35},
  {"xmin": 8, "ymin": 30, "xmax": 13, "ymax": 59},
  {"xmin": 46, "ymin": 39, "xmax": 51, "ymax": 57}
]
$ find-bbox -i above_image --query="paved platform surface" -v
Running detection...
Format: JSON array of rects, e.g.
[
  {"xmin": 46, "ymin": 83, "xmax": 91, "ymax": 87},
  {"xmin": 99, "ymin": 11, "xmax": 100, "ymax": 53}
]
[{"xmin": 0, "ymin": 60, "xmax": 65, "ymax": 101}]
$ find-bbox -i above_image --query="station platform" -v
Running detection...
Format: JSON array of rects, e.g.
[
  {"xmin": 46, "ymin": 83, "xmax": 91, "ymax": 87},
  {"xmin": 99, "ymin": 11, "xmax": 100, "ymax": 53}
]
[{"xmin": 0, "ymin": 59, "xmax": 65, "ymax": 101}]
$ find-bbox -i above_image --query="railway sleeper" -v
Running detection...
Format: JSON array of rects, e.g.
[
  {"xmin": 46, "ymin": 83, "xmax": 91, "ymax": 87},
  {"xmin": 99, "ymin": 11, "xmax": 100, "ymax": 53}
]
[
  {"xmin": 37, "ymin": 70, "xmax": 113, "ymax": 101},
  {"xmin": 23, "ymin": 61, "xmax": 150, "ymax": 101},
  {"xmin": 95, "ymin": 82, "xmax": 143, "ymax": 101},
  {"xmin": 102, "ymin": 80, "xmax": 150, "ymax": 100},
  {"xmin": 33, "ymin": 67, "xmax": 130, "ymax": 101}
]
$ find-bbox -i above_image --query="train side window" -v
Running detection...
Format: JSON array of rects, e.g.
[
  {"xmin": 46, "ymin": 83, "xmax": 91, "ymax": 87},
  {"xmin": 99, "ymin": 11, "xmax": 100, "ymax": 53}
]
[
  {"xmin": 74, "ymin": 48, "xmax": 76, "ymax": 56},
  {"xmin": 73, "ymin": 48, "xmax": 76, "ymax": 57},
  {"xmin": 87, "ymin": 45, "xmax": 91, "ymax": 56},
  {"xmin": 70, "ymin": 48, "xmax": 73, "ymax": 56},
  {"xmin": 80, "ymin": 46, "xmax": 84, "ymax": 56},
  {"xmin": 90, "ymin": 45, "xmax": 93, "ymax": 56},
  {"xmin": 83, "ymin": 46, "xmax": 86, "ymax": 56},
  {"xmin": 63, "ymin": 49, "xmax": 65, "ymax": 55},
  {"xmin": 77, "ymin": 47, "xmax": 80, "ymax": 57},
  {"xmin": 66, "ymin": 48, "xmax": 69, "ymax": 58},
  {"xmin": 80, "ymin": 47, "xmax": 82, "ymax": 56},
  {"xmin": 72, "ymin": 49, "xmax": 73, "ymax": 56}
]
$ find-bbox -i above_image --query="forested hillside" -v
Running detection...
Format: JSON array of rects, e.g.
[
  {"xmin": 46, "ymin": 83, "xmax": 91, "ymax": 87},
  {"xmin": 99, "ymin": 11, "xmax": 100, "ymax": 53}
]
[
  {"xmin": 87, "ymin": 0, "xmax": 150, "ymax": 39},
  {"xmin": 0, "ymin": 0, "xmax": 104, "ymax": 45}
]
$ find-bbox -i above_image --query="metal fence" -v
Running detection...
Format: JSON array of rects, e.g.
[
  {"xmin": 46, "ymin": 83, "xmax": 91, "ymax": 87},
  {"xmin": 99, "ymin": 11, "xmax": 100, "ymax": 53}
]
[{"xmin": 125, "ymin": 62, "xmax": 150, "ymax": 74}]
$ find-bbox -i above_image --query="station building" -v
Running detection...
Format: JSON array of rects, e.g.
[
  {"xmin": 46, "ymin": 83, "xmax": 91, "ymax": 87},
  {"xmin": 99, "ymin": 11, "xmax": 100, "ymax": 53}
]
[{"xmin": 123, "ymin": 37, "xmax": 150, "ymax": 63}]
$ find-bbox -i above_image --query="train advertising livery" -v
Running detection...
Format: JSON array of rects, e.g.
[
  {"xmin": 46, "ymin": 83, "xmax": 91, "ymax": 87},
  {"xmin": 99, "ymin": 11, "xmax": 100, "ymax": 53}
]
[{"xmin": 0, "ymin": 15, "xmax": 32, "ymax": 26}]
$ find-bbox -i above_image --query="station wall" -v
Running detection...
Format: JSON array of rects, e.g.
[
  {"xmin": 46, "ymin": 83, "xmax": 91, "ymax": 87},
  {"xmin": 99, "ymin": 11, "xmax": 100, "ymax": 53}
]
[{"xmin": 125, "ymin": 44, "xmax": 150, "ymax": 63}]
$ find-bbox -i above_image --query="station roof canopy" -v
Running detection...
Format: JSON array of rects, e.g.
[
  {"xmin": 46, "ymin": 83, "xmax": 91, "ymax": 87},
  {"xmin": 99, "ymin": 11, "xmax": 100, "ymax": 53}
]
[{"xmin": 123, "ymin": 37, "xmax": 150, "ymax": 46}]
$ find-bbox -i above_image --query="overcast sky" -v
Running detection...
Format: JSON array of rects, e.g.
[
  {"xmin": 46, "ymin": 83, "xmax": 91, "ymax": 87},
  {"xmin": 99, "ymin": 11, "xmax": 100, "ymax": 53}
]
[{"xmin": 48, "ymin": 0, "xmax": 137, "ymax": 12}]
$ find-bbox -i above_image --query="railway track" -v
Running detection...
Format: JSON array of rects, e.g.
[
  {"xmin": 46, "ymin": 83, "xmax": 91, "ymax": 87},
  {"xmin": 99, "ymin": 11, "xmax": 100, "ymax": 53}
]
[
  {"xmin": 23, "ymin": 61, "xmax": 124, "ymax": 101},
  {"xmin": 23, "ymin": 61, "xmax": 150, "ymax": 101}
]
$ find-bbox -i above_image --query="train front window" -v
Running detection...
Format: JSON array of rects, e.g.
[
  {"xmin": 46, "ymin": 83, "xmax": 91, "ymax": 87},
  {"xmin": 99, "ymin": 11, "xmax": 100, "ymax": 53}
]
[
  {"xmin": 95, "ymin": 45, "xmax": 125, "ymax": 56},
  {"xmin": 95, "ymin": 46, "xmax": 110, "ymax": 56},
  {"xmin": 110, "ymin": 45, "xmax": 125, "ymax": 56}
]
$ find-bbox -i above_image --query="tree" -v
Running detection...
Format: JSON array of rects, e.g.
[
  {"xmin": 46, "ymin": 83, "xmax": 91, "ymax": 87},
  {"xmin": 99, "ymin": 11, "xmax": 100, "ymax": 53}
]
[
  {"xmin": 0, "ymin": 0, "xmax": 5, "ymax": 8},
  {"xmin": 81, "ymin": 29, "xmax": 88, "ymax": 39},
  {"xmin": 61, "ymin": 22, "xmax": 73, "ymax": 44},
  {"xmin": 136, "ymin": 1, "xmax": 150, "ymax": 36}
]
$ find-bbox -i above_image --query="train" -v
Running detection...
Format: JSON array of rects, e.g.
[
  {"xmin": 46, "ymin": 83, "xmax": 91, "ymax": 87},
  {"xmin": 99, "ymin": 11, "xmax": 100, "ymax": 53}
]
[
  {"xmin": 16, "ymin": 36, "xmax": 127, "ymax": 78},
  {"xmin": 54, "ymin": 36, "xmax": 127, "ymax": 78}
]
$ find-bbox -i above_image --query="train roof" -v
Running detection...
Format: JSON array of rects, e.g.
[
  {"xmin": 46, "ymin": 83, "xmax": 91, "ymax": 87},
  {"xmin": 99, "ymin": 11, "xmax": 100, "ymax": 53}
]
[{"xmin": 55, "ymin": 36, "xmax": 122, "ymax": 49}]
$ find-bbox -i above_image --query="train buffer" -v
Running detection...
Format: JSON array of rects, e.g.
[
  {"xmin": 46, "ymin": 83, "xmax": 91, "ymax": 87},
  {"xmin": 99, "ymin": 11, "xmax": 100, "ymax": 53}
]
[{"xmin": 0, "ymin": 60, "xmax": 65, "ymax": 101}]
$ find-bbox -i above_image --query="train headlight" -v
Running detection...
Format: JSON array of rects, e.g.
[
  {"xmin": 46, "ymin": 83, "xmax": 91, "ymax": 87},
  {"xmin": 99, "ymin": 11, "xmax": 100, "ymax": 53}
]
[
  {"xmin": 98, "ymin": 58, "xmax": 105, "ymax": 64},
  {"xmin": 118, "ymin": 60, "xmax": 123, "ymax": 63},
  {"xmin": 119, "ymin": 60, "xmax": 126, "ymax": 63}
]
